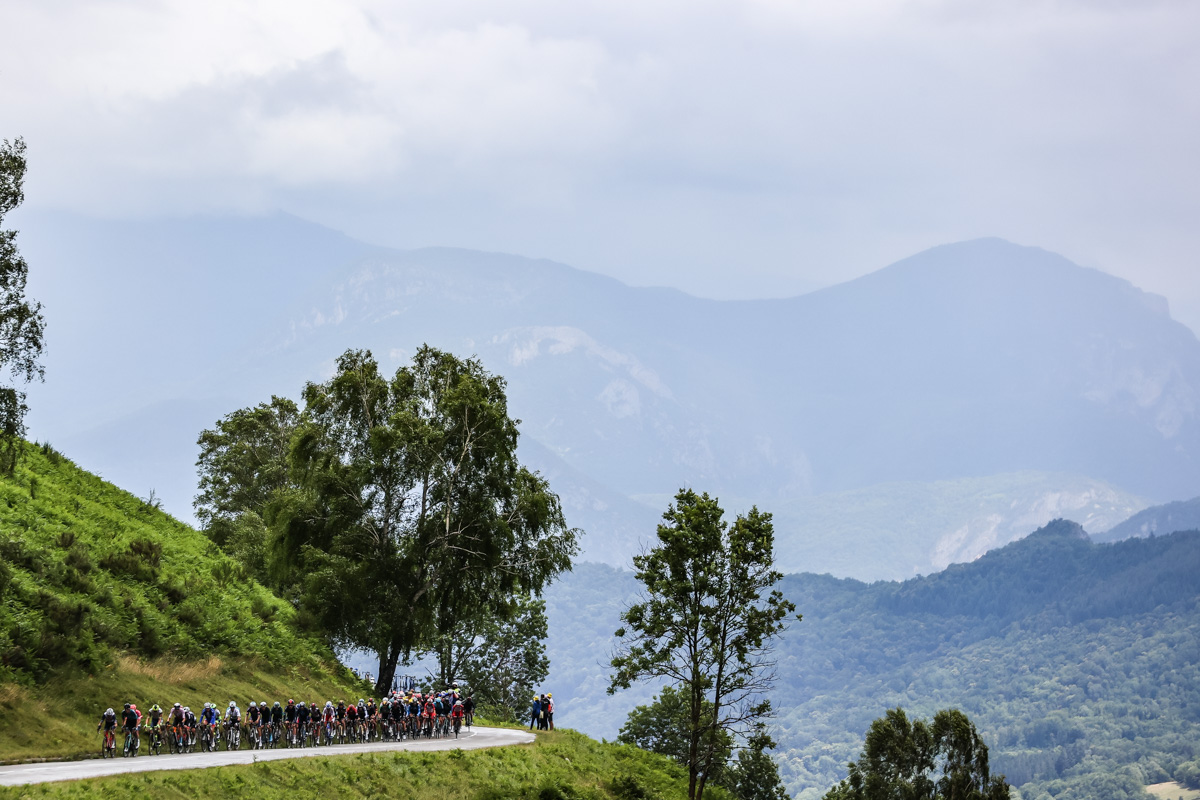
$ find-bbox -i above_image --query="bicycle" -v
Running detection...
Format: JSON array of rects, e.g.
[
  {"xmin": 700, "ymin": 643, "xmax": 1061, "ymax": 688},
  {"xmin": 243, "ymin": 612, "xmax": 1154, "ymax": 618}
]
[
  {"xmin": 122, "ymin": 727, "xmax": 140, "ymax": 757},
  {"xmin": 100, "ymin": 728, "xmax": 116, "ymax": 758},
  {"xmin": 225, "ymin": 721, "xmax": 241, "ymax": 751},
  {"xmin": 148, "ymin": 725, "xmax": 163, "ymax": 755},
  {"xmin": 453, "ymin": 715, "xmax": 462, "ymax": 738}
]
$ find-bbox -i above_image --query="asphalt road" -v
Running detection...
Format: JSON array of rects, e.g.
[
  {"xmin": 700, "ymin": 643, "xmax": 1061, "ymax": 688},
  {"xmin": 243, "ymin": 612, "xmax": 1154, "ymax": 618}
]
[{"xmin": 0, "ymin": 726, "xmax": 535, "ymax": 786}]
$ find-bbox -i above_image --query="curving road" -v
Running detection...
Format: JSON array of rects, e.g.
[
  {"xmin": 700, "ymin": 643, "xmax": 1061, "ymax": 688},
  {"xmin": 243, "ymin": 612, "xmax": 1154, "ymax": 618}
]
[{"xmin": 0, "ymin": 726, "xmax": 535, "ymax": 786}]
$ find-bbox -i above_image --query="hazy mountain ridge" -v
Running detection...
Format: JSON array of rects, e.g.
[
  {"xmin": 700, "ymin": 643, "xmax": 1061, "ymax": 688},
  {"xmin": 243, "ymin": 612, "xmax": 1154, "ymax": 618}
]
[
  {"xmin": 19, "ymin": 213, "xmax": 1200, "ymax": 578},
  {"xmin": 1098, "ymin": 495, "xmax": 1200, "ymax": 543}
]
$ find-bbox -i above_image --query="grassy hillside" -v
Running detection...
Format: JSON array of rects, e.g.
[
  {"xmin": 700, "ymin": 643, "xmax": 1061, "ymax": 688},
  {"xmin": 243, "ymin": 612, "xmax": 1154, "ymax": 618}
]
[
  {"xmin": 0, "ymin": 442, "xmax": 365, "ymax": 761},
  {"xmin": 0, "ymin": 729, "xmax": 700, "ymax": 800},
  {"xmin": 546, "ymin": 523, "xmax": 1200, "ymax": 800}
]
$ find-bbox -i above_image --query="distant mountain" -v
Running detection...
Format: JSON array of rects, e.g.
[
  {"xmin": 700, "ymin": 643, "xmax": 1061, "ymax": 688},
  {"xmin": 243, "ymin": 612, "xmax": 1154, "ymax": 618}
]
[
  {"xmin": 18, "ymin": 213, "xmax": 1200, "ymax": 577},
  {"xmin": 545, "ymin": 525, "xmax": 1200, "ymax": 797},
  {"xmin": 1097, "ymin": 496, "xmax": 1200, "ymax": 543}
]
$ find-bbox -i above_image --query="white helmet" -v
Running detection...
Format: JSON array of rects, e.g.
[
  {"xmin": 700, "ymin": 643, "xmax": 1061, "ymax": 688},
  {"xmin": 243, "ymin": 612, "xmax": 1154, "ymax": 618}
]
[
  {"xmin": 249, "ymin": 701, "xmax": 257, "ymax": 708},
  {"xmin": 325, "ymin": 701, "xmax": 333, "ymax": 709},
  {"xmin": 229, "ymin": 701, "xmax": 236, "ymax": 709},
  {"xmin": 203, "ymin": 702, "xmax": 211, "ymax": 709},
  {"xmin": 106, "ymin": 708, "xmax": 114, "ymax": 715}
]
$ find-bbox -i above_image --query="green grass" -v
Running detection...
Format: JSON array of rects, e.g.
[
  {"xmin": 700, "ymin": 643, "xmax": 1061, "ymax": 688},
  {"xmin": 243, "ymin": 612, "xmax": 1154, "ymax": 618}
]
[
  {"xmin": 0, "ymin": 729, "xmax": 701, "ymax": 800},
  {"xmin": 1148, "ymin": 782, "xmax": 1200, "ymax": 800},
  {"xmin": 0, "ymin": 442, "xmax": 366, "ymax": 761}
]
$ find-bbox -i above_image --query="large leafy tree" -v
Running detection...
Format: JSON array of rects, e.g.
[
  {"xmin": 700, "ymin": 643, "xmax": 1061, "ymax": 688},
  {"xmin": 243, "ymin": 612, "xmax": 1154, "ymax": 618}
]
[
  {"xmin": 609, "ymin": 489, "xmax": 797, "ymax": 800},
  {"xmin": 0, "ymin": 138, "xmax": 45, "ymax": 473},
  {"xmin": 276, "ymin": 347, "xmax": 577, "ymax": 696},
  {"xmin": 824, "ymin": 708, "xmax": 1011, "ymax": 800}
]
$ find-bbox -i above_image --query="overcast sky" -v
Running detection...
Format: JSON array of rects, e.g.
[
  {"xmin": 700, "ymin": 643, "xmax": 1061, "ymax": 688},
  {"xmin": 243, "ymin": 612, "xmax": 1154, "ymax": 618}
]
[{"xmin": 3, "ymin": 0, "xmax": 1199, "ymax": 330}]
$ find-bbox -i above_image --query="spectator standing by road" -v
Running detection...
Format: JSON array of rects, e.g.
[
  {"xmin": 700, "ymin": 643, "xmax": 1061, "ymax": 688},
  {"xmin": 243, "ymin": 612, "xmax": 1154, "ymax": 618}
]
[
  {"xmin": 546, "ymin": 693, "xmax": 554, "ymax": 730},
  {"xmin": 530, "ymin": 695, "xmax": 541, "ymax": 730}
]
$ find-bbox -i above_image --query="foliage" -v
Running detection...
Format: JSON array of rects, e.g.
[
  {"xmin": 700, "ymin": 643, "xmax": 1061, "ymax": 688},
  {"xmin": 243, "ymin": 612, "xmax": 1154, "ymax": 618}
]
[
  {"xmin": 272, "ymin": 347, "xmax": 578, "ymax": 696},
  {"xmin": 0, "ymin": 440, "xmax": 348, "ymax": 684},
  {"xmin": 618, "ymin": 685, "xmax": 733, "ymax": 776},
  {"xmin": 823, "ymin": 708, "xmax": 1010, "ymax": 800},
  {"xmin": 194, "ymin": 395, "xmax": 300, "ymax": 584},
  {"xmin": 609, "ymin": 489, "xmax": 797, "ymax": 800},
  {"xmin": 0, "ymin": 729, "xmax": 713, "ymax": 800},
  {"xmin": 723, "ymin": 730, "xmax": 790, "ymax": 800},
  {"xmin": 0, "ymin": 138, "xmax": 46, "ymax": 475}
]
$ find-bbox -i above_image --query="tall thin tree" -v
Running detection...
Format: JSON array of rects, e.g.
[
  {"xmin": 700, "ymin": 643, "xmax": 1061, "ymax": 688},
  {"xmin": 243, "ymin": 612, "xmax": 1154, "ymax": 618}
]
[
  {"xmin": 609, "ymin": 489, "xmax": 798, "ymax": 800},
  {"xmin": 0, "ymin": 138, "xmax": 46, "ymax": 473}
]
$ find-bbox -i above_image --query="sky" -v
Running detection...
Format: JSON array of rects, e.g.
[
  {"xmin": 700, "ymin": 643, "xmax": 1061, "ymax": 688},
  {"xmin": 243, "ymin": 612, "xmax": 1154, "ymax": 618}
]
[{"xmin": 3, "ymin": 0, "xmax": 1200, "ymax": 331}]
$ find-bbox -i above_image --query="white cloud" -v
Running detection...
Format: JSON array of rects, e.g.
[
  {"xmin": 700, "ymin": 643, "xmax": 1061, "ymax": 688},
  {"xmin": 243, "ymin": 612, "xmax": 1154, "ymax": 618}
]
[{"xmin": 2, "ymin": 0, "xmax": 1198, "ymax": 327}]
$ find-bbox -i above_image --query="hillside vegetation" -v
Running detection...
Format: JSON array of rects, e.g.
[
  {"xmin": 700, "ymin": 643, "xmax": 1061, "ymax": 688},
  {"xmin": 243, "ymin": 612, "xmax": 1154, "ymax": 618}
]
[
  {"xmin": 546, "ymin": 523, "xmax": 1200, "ymax": 800},
  {"xmin": 0, "ymin": 442, "xmax": 363, "ymax": 761},
  {"xmin": 0, "ymin": 730, "xmax": 702, "ymax": 800}
]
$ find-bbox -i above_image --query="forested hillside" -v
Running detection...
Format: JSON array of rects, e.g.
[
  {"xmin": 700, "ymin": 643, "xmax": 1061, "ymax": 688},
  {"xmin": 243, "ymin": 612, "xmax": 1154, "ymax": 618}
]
[{"xmin": 545, "ymin": 522, "xmax": 1200, "ymax": 800}]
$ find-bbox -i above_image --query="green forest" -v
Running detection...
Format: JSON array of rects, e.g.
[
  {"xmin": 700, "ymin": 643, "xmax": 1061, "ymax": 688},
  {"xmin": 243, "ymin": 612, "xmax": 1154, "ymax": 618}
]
[{"xmin": 546, "ymin": 521, "xmax": 1200, "ymax": 800}]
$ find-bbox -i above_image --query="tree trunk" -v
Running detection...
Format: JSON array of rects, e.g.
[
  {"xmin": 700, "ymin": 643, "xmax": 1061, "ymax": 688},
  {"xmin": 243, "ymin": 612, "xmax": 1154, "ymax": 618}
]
[{"xmin": 375, "ymin": 643, "xmax": 400, "ymax": 697}]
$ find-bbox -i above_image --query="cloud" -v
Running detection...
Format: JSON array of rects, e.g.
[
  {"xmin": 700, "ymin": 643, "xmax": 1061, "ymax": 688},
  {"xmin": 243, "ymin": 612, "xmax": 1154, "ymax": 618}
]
[{"xmin": 2, "ymin": 0, "xmax": 1198, "ymax": 327}]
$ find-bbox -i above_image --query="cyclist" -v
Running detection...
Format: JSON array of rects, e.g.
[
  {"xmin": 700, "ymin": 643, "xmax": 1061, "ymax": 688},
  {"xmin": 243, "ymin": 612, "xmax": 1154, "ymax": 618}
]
[
  {"xmin": 247, "ymin": 701, "xmax": 261, "ymax": 746},
  {"xmin": 226, "ymin": 701, "xmax": 241, "ymax": 747},
  {"xmin": 285, "ymin": 699, "xmax": 298, "ymax": 744},
  {"xmin": 378, "ymin": 697, "xmax": 389, "ymax": 725},
  {"xmin": 422, "ymin": 694, "xmax": 436, "ymax": 736},
  {"xmin": 336, "ymin": 700, "xmax": 348, "ymax": 739},
  {"xmin": 451, "ymin": 698, "xmax": 465, "ymax": 734},
  {"xmin": 121, "ymin": 702, "xmax": 140, "ymax": 754},
  {"xmin": 172, "ymin": 704, "xmax": 188, "ymax": 748},
  {"xmin": 296, "ymin": 701, "xmax": 309, "ymax": 745},
  {"xmin": 270, "ymin": 701, "xmax": 283, "ymax": 745},
  {"xmin": 146, "ymin": 704, "xmax": 164, "ymax": 750},
  {"xmin": 433, "ymin": 693, "xmax": 447, "ymax": 734},
  {"xmin": 365, "ymin": 697, "xmax": 377, "ymax": 739},
  {"xmin": 98, "ymin": 707, "xmax": 118, "ymax": 754},
  {"xmin": 463, "ymin": 693, "xmax": 475, "ymax": 726}
]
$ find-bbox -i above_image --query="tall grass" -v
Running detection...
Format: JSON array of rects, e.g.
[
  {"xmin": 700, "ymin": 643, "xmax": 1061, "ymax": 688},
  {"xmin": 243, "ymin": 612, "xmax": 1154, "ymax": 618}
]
[{"xmin": 0, "ymin": 730, "xmax": 707, "ymax": 800}]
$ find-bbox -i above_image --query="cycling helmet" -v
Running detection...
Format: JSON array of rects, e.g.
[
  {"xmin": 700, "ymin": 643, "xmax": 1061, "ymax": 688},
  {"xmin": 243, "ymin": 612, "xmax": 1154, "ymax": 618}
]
[
  {"xmin": 274, "ymin": 701, "xmax": 281, "ymax": 708},
  {"xmin": 228, "ymin": 701, "xmax": 236, "ymax": 708},
  {"xmin": 298, "ymin": 701, "xmax": 306, "ymax": 708},
  {"xmin": 288, "ymin": 699, "xmax": 295, "ymax": 705},
  {"xmin": 106, "ymin": 708, "xmax": 114, "ymax": 715},
  {"xmin": 173, "ymin": 703, "xmax": 181, "ymax": 709},
  {"xmin": 150, "ymin": 704, "xmax": 161, "ymax": 712},
  {"xmin": 203, "ymin": 702, "xmax": 210, "ymax": 709},
  {"xmin": 249, "ymin": 701, "xmax": 257, "ymax": 708},
  {"xmin": 325, "ymin": 701, "xmax": 333, "ymax": 709}
]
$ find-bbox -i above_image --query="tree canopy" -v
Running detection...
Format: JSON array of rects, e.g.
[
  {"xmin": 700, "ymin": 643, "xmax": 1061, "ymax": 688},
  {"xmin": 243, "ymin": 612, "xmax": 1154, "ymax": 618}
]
[
  {"xmin": 824, "ymin": 708, "xmax": 1011, "ymax": 800},
  {"xmin": 197, "ymin": 346, "xmax": 578, "ymax": 700}
]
